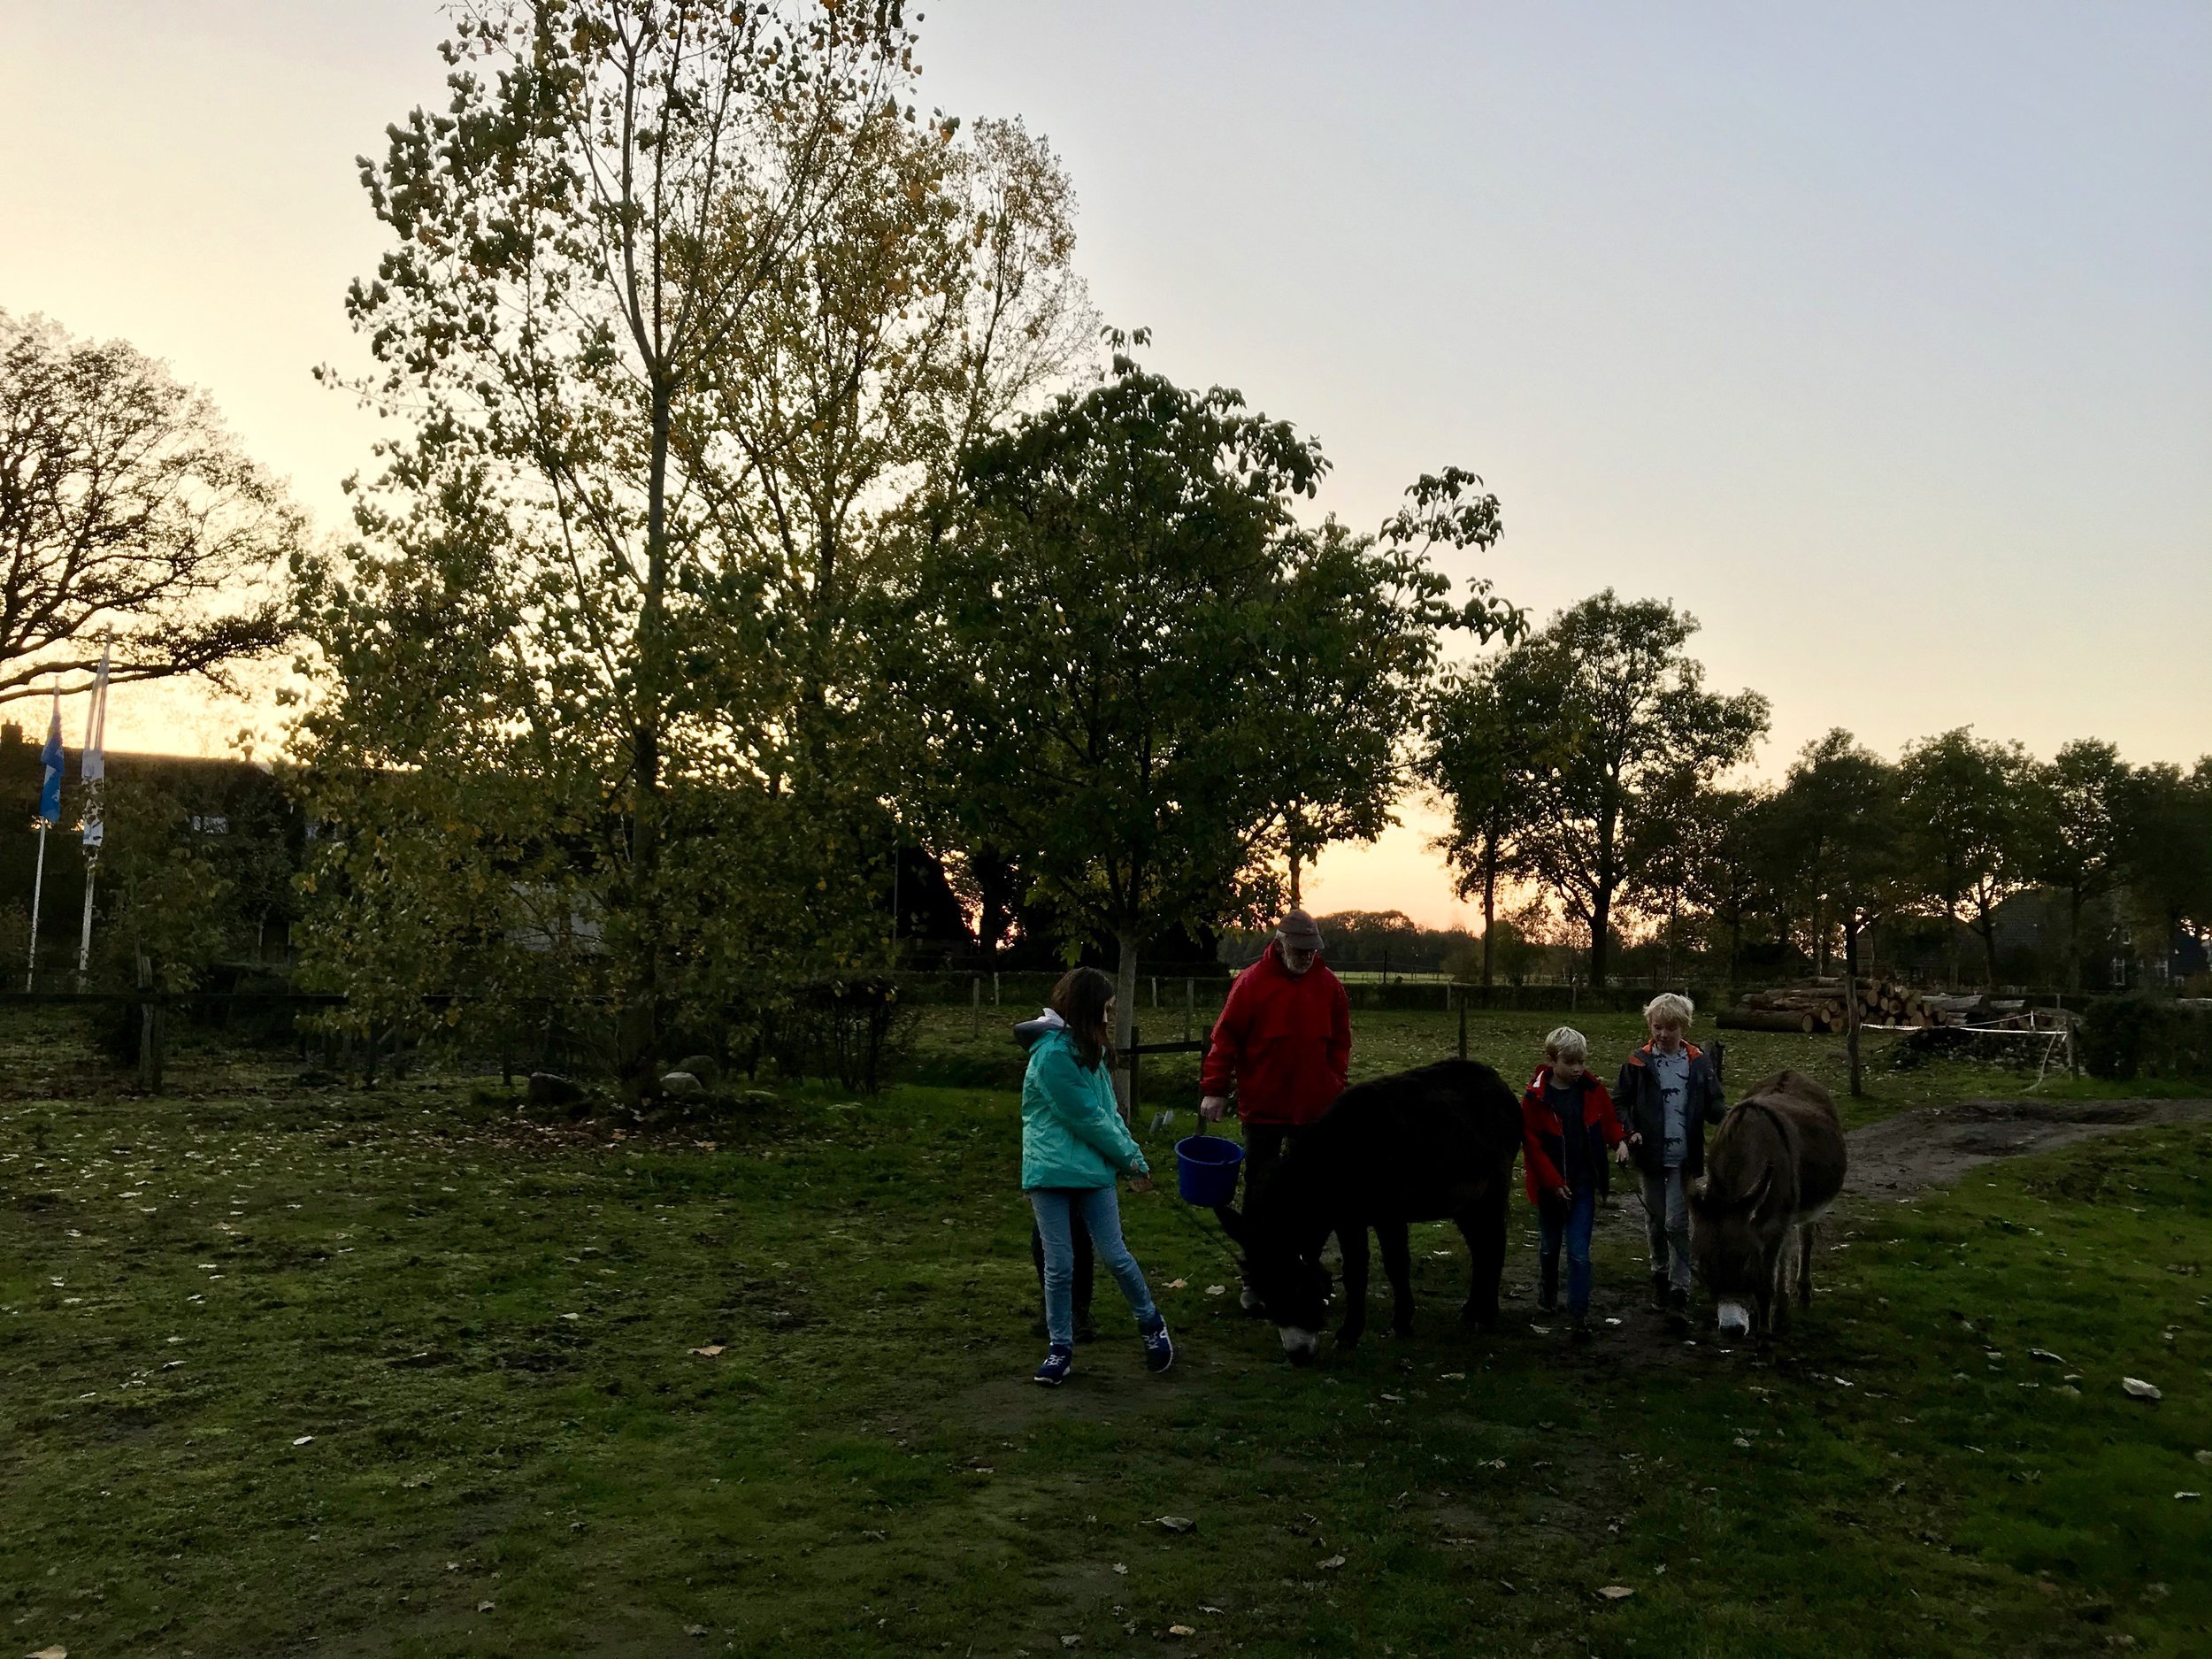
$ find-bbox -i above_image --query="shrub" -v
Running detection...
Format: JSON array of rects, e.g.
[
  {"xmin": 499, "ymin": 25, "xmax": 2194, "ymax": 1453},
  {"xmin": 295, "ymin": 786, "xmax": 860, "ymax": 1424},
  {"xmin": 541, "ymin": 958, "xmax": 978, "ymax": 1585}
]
[{"xmin": 2079, "ymin": 995, "xmax": 2212, "ymax": 1080}]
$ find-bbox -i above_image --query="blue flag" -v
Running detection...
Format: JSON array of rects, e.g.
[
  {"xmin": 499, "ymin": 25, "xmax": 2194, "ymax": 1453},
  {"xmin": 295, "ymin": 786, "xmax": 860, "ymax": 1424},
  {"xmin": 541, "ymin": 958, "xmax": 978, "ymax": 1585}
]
[{"xmin": 37, "ymin": 693, "xmax": 63, "ymax": 826}]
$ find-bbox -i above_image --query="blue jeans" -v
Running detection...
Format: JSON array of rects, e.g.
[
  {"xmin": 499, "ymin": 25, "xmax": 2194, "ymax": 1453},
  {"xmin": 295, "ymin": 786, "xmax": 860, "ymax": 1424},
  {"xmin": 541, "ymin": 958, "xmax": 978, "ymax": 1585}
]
[
  {"xmin": 1029, "ymin": 1186, "xmax": 1159, "ymax": 1348},
  {"xmin": 1538, "ymin": 1187, "xmax": 1598, "ymax": 1317}
]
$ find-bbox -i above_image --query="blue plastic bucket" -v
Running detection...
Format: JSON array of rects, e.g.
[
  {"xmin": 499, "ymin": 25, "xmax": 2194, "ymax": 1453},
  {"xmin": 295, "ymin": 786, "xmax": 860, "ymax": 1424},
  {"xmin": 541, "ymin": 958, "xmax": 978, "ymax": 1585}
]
[{"xmin": 1174, "ymin": 1134, "xmax": 1246, "ymax": 1207}]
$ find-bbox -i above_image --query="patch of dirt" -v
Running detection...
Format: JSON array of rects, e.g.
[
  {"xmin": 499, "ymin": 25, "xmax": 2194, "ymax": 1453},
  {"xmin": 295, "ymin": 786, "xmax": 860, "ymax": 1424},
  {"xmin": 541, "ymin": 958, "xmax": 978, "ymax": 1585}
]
[{"xmin": 1845, "ymin": 1098, "xmax": 2212, "ymax": 1200}]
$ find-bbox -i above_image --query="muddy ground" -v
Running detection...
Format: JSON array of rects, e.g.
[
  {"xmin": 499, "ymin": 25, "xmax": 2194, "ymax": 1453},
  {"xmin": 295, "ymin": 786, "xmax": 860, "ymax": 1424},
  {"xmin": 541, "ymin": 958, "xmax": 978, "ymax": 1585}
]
[{"xmin": 1841, "ymin": 1095, "xmax": 2212, "ymax": 1198}]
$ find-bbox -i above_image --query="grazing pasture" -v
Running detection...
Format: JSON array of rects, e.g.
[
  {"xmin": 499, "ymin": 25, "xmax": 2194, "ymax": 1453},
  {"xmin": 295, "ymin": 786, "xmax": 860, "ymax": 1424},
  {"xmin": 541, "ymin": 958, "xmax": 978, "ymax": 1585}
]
[{"xmin": 1, "ymin": 1009, "xmax": 2206, "ymax": 1657}]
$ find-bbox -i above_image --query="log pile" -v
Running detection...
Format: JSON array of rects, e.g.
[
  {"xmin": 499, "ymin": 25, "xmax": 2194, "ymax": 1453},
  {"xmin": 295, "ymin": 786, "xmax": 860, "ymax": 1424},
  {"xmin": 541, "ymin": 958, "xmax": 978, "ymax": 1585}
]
[{"xmin": 1719, "ymin": 977, "xmax": 1964, "ymax": 1034}]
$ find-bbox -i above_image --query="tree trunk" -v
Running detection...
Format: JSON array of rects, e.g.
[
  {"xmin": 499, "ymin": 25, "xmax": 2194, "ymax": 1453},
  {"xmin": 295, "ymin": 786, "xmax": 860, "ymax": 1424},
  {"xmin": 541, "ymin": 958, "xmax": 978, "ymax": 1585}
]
[
  {"xmin": 1288, "ymin": 849, "xmax": 1302, "ymax": 909},
  {"xmin": 1111, "ymin": 929, "xmax": 1139, "ymax": 1120},
  {"xmin": 1843, "ymin": 914, "xmax": 1863, "ymax": 1099},
  {"xmin": 1589, "ymin": 881, "xmax": 1612, "ymax": 990},
  {"xmin": 1479, "ymin": 840, "xmax": 1497, "ymax": 990},
  {"xmin": 2067, "ymin": 886, "xmax": 2084, "ymax": 995},
  {"xmin": 621, "ymin": 383, "xmax": 675, "ymax": 1092},
  {"xmin": 1590, "ymin": 785, "xmax": 1617, "ymax": 988},
  {"xmin": 1977, "ymin": 893, "xmax": 2000, "ymax": 987}
]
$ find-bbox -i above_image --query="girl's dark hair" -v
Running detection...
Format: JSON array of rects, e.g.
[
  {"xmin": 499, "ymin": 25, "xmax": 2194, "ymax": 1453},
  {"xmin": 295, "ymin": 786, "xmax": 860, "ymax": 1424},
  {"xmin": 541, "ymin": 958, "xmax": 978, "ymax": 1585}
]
[{"xmin": 1047, "ymin": 966, "xmax": 1116, "ymax": 1071}]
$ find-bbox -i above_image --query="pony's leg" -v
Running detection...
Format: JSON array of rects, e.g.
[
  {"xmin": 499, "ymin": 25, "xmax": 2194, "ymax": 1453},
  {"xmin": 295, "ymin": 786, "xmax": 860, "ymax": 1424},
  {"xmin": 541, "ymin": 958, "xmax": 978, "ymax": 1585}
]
[
  {"xmin": 1336, "ymin": 1224, "xmax": 1371, "ymax": 1348},
  {"xmin": 1376, "ymin": 1218, "xmax": 1415, "ymax": 1338}
]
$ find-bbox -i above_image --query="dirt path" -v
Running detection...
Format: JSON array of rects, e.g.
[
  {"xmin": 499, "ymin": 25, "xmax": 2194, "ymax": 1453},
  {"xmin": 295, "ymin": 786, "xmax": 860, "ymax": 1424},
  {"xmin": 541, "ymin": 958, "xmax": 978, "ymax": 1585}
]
[{"xmin": 1844, "ymin": 1096, "xmax": 2212, "ymax": 1200}]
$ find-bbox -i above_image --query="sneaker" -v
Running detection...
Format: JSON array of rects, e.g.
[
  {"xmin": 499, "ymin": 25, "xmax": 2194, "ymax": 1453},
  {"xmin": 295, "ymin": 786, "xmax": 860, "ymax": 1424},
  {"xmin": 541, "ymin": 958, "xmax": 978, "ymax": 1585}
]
[
  {"xmin": 1073, "ymin": 1315, "xmax": 1098, "ymax": 1345},
  {"xmin": 1033, "ymin": 1345, "xmax": 1074, "ymax": 1386},
  {"xmin": 1571, "ymin": 1317, "xmax": 1592, "ymax": 1345},
  {"xmin": 1536, "ymin": 1295, "xmax": 1560, "ymax": 1317},
  {"xmin": 1141, "ymin": 1317, "xmax": 1175, "ymax": 1375},
  {"xmin": 1648, "ymin": 1273, "xmax": 1670, "ymax": 1312},
  {"xmin": 1666, "ymin": 1286, "xmax": 1690, "ymax": 1335}
]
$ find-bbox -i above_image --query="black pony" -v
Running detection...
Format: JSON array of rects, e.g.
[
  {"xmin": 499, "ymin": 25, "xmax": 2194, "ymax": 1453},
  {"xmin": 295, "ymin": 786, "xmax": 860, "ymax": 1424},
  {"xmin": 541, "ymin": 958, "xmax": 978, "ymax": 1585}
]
[{"xmin": 1217, "ymin": 1058, "xmax": 1524, "ymax": 1362}]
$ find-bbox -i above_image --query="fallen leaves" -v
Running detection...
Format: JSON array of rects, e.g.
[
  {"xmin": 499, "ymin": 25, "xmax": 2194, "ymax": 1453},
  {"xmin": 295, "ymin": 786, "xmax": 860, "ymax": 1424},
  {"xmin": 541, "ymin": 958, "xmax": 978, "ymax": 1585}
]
[
  {"xmin": 27, "ymin": 1646, "xmax": 67, "ymax": 1659},
  {"xmin": 291, "ymin": 1435, "xmax": 314, "ymax": 1447},
  {"xmin": 688, "ymin": 1345, "xmax": 725, "ymax": 1358},
  {"xmin": 1598, "ymin": 1585, "xmax": 1636, "ymax": 1601},
  {"xmin": 1204, "ymin": 1285, "xmax": 1226, "ymax": 1297},
  {"xmin": 2123, "ymin": 1377, "xmax": 2162, "ymax": 1402},
  {"xmin": 1317, "ymin": 1555, "xmax": 1346, "ymax": 1571},
  {"xmin": 1167, "ymin": 1625, "xmax": 1196, "ymax": 1639},
  {"xmin": 1164, "ymin": 1279, "xmax": 1187, "ymax": 1290},
  {"xmin": 1156, "ymin": 1515, "xmax": 1195, "ymax": 1533}
]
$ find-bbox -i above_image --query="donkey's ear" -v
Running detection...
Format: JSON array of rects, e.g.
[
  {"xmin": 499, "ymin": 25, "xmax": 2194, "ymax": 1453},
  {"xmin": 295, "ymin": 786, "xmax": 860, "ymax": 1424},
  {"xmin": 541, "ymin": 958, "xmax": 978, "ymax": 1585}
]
[
  {"xmin": 1216, "ymin": 1204, "xmax": 1248, "ymax": 1244},
  {"xmin": 1745, "ymin": 1170, "xmax": 1774, "ymax": 1215}
]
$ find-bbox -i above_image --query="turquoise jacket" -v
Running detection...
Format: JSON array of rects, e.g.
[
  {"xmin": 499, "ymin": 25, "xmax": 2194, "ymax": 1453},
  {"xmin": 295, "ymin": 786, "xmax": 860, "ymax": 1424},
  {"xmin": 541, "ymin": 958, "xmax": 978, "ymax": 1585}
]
[{"xmin": 1019, "ymin": 1024, "xmax": 1149, "ymax": 1190}]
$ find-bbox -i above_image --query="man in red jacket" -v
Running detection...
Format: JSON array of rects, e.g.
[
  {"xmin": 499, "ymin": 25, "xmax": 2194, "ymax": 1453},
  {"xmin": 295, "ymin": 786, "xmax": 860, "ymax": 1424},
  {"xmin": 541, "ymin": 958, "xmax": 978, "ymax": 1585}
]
[{"xmin": 1198, "ymin": 910, "xmax": 1352, "ymax": 1258}]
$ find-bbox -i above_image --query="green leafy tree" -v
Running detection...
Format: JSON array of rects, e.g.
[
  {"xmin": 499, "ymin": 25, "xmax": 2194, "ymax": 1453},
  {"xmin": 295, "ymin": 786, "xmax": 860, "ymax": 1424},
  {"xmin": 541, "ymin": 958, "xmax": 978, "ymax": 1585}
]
[
  {"xmin": 1419, "ymin": 651, "xmax": 1555, "ymax": 988},
  {"xmin": 308, "ymin": 1, "xmax": 924, "ymax": 1082},
  {"xmin": 1898, "ymin": 728, "xmax": 2033, "ymax": 987},
  {"xmin": 2116, "ymin": 759, "xmax": 2212, "ymax": 975},
  {"xmin": 1499, "ymin": 591, "xmax": 1769, "ymax": 989},
  {"xmin": 0, "ymin": 309, "xmax": 301, "ymax": 705},
  {"xmin": 1259, "ymin": 469, "xmax": 1522, "ymax": 906},
  {"xmin": 1769, "ymin": 730, "xmax": 1903, "ymax": 1094},
  {"xmin": 904, "ymin": 344, "xmax": 1324, "ymax": 1102},
  {"xmin": 297, "ymin": 3, "xmax": 1083, "ymax": 1083},
  {"xmin": 2022, "ymin": 740, "xmax": 2132, "ymax": 992}
]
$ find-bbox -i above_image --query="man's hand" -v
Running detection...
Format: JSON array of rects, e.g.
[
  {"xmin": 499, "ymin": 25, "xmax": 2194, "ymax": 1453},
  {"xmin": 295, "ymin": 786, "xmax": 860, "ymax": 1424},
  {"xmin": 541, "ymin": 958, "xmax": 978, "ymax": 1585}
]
[
  {"xmin": 1128, "ymin": 1173, "xmax": 1153, "ymax": 1194},
  {"xmin": 1199, "ymin": 1094, "xmax": 1230, "ymax": 1123},
  {"xmin": 1613, "ymin": 1141, "xmax": 1633, "ymax": 1167},
  {"xmin": 1554, "ymin": 1185, "xmax": 1574, "ymax": 1204}
]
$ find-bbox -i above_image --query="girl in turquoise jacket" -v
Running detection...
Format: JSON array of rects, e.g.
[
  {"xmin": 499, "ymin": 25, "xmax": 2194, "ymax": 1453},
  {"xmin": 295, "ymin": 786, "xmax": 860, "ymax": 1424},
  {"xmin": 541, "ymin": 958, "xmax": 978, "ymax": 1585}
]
[{"xmin": 1018, "ymin": 967, "xmax": 1172, "ymax": 1386}]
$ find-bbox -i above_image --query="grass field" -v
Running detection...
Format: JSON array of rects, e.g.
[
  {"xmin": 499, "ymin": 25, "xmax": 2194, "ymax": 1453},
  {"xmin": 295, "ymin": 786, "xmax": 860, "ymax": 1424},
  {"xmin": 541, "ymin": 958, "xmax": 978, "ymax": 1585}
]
[{"xmin": 2, "ymin": 1008, "xmax": 2207, "ymax": 1657}]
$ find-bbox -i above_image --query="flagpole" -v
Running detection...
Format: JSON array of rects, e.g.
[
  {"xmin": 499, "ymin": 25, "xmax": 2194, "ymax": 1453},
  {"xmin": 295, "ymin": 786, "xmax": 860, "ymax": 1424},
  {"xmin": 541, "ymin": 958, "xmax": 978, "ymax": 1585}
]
[
  {"xmin": 77, "ymin": 856, "xmax": 97, "ymax": 983},
  {"xmin": 25, "ymin": 824, "xmax": 46, "ymax": 992},
  {"xmin": 76, "ymin": 640, "xmax": 110, "ymax": 984},
  {"xmin": 28, "ymin": 685, "xmax": 65, "ymax": 992}
]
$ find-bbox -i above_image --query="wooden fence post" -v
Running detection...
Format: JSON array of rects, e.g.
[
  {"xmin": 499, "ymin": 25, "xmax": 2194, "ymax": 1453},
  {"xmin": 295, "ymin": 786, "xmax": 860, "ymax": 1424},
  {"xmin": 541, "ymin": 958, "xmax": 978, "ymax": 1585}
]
[
  {"xmin": 1184, "ymin": 978, "xmax": 1194, "ymax": 1043},
  {"xmin": 135, "ymin": 953, "xmax": 163, "ymax": 1094},
  {"xmin": 971, "ymin": 973, "xmax": 981, "ymax": 1039}
]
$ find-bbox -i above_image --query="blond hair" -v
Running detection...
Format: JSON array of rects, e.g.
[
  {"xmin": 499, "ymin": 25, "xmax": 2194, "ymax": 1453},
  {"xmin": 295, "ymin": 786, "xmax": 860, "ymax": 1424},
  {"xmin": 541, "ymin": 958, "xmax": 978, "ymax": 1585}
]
[
  {"xmin": 1543, "ymin": 1025, "xmax": 1589, "ymax": 1063},
  {"xmin": 1643, "ymin": 992, "xmax": 1695, "ymax": 1030}
]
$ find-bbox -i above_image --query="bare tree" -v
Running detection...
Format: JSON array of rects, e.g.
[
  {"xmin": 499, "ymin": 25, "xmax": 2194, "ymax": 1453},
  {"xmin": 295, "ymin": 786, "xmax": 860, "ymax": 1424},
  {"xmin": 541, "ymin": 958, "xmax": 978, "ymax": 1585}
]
[{"xmin": 0, "ymin": 310, "xmax": 301, "ymax": 704}]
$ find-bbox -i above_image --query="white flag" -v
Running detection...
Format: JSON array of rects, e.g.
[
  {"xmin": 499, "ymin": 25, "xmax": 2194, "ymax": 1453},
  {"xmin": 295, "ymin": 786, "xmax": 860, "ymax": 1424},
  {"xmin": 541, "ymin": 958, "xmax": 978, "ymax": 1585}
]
[{"xmin": 81, "ymin": 642, "xmax": 108, "ymax": 849}]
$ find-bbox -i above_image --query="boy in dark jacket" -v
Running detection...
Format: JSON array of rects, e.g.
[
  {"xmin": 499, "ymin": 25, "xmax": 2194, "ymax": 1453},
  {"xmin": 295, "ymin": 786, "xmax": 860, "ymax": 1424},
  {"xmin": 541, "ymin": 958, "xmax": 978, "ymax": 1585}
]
[
  {"xmin": 1520, "ymin": 1025, "xmax": 1628, "ymax": 1342},
  {"xmin": 1614, "ymin": 992, "xmax": 1728, "ymax": 1333}
]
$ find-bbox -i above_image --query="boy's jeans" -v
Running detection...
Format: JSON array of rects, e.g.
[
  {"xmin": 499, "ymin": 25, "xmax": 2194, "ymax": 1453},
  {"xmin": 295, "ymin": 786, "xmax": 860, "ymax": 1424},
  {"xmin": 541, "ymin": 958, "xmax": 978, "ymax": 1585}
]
[
  {"xmin": 1642, "ymin": 1168, "xmax": 1693, "ymax": 1294},
  {"xmin": 1538, "ymin": 1187, "xmax": 1598, "ymax": 1317},
  {"xmin": 1030, "ymin": 1185, "xmax": 1160, "ymax": 1348}
]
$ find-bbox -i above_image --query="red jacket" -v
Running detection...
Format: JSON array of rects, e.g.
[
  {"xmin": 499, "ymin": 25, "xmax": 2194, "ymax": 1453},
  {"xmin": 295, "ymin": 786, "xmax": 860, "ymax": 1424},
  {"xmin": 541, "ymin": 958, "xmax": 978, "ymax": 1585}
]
[
  {"xmin": 1519, "ymin": 1064, "xmax": 1624, "ymax": 1204},
  {"xmin": 1198, "ymin": 941, "xmax": 1351, "ymax": 1127}
]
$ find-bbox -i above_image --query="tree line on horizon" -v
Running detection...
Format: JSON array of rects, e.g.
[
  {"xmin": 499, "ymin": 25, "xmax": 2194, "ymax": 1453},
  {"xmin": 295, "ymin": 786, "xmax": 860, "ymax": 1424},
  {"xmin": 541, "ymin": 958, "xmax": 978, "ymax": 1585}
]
[{"xmin": 4, "ymin": 4, "xmax": 2207, "ymax": 1096}]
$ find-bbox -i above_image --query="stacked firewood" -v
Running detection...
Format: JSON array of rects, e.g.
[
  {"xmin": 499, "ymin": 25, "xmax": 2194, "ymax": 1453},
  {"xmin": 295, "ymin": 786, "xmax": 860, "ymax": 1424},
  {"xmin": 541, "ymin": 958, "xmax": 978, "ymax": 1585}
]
[{"xmin": 1719, "ymin": 977, "xmax": 1964, "ymax": 1033}]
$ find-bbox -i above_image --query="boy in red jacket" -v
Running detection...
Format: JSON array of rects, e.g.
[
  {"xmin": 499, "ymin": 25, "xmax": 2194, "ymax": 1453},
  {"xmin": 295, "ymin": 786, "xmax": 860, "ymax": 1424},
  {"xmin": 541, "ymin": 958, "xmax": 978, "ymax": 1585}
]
[
  {"xmin": 1197, "ymin": 910, "xmax": 1351, "ymax": 1304},
  {"xmin": 1520, "ymin": 1025, "xmax": 1629, "ymax": 1343}
]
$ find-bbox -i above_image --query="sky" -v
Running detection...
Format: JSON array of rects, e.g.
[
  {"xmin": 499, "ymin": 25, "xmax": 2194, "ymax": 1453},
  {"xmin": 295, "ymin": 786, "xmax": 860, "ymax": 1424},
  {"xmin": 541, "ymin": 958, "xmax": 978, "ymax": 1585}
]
[{"xmin": 3, "ymin": 2, "xmax": 2207, "ymax": 926}]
